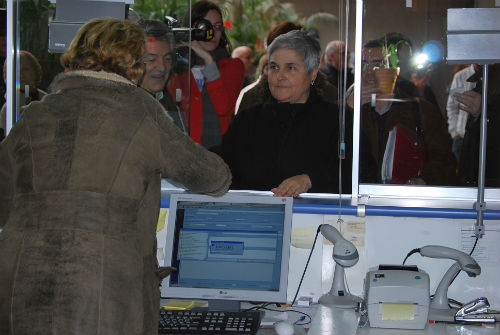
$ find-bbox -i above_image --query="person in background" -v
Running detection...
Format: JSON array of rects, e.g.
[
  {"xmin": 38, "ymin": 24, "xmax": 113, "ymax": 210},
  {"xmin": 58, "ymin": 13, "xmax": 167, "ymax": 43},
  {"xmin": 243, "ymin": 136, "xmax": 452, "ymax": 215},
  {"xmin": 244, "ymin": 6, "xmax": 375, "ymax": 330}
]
[
  {"xmin": 0, "ymin": 18, "xmax": 231, "ymax": 335},
  {"xmin": 320, "ymin": 40, "xmax": 354, "ymax": 94},
  {"xmin": 265, "ymin": 21, "xmax": 302, "ymax": 48},
  {"xmin": 0, "ymin": 8, "xmax": 6, "ymax": 111},
  {"xmin": 138, "ymin": 19, "xmax": 187, "ymax": 133},
  {"xmin": 232, "ymin": 45, "xmax": 255, "ymax": 87},
  {"xmin": 456, "ymin": 64, "xmax": 500, "ymax": 187},
  {"xmin": 168, "ymin": 0, "xmax": 244, "ymax": 148},
  {"xmin": 446, "ymin": 64, "xmax": 477, "ymax": 161},
  {"xmin": 214, "ymin": 30, "xmax": 368, "ymax": 196},
  {"xmin": 347, "ymin": 39, "xmax": 455, "ymax": 185},
  {"xmin": 1, "ymin": 50, "xmax": 46, "ymax": 140},
  {"xmin": 234, "ymin": 52, "xmax": 268, "ymax": 115},
  {"xmin": 258, "ymin": 53, "xmax": 269, "ymax": 76},
  {"xmin": 319, "ymin": 51, "xmax": 327, "ymax": 68},
  {"xmin": 383, "ymin": 32, "xmax": 440, "ymax": 109},
  {"xmin": 235, "ymin": 21, "xmax": 337, "ymax": 115}
]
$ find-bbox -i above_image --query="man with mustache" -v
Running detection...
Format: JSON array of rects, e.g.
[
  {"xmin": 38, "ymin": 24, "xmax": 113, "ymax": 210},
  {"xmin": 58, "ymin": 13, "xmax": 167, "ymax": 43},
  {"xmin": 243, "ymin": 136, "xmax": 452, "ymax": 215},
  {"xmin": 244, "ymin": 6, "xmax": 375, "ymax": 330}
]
[{"xmin": 138, "ymin": 19, "xmax": 187, "ymax": 133}]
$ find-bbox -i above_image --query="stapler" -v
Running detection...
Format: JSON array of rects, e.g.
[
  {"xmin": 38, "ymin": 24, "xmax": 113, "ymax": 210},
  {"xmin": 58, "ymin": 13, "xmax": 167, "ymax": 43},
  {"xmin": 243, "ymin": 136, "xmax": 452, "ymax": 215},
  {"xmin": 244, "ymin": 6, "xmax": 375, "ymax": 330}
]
[{"xmin": 455, "ymin": 297, "xmax": 499, "ymax": 324}]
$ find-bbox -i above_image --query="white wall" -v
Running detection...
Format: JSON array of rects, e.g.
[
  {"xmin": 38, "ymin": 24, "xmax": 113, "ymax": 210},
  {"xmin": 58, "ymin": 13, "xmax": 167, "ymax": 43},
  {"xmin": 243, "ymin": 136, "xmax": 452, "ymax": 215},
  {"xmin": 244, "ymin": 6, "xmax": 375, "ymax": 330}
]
[
  {"xmin": 157, "ymin": 210, "xmax": 500, "ymax": 309},
  {"xmin": 287, "ymin": 213, "xmax": 500, "ymax": 309}
]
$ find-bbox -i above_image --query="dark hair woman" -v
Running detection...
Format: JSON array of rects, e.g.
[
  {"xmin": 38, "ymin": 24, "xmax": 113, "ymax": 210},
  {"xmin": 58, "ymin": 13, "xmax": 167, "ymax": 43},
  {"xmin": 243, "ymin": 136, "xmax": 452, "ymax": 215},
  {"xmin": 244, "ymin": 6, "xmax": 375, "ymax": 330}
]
[{"xmin": 168, "ymin": 0, "xmax": 244, "ymax": 148}]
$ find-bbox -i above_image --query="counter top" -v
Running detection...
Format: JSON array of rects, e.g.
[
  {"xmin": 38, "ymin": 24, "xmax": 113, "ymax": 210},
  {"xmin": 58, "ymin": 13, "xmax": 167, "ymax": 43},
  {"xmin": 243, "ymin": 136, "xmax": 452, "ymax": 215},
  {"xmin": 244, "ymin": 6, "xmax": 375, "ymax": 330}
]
[{"xmin": 261, "ymin": 305, "xmax": 500, "ymax": 335}]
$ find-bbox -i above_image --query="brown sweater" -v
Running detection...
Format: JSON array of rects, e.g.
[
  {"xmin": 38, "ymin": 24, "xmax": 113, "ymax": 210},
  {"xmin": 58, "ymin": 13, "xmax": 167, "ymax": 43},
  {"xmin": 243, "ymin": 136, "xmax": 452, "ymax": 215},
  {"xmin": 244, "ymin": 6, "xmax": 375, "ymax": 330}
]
[{"xmin": 0, "ymin": 70, "xmax": 231, "ymax": 334}]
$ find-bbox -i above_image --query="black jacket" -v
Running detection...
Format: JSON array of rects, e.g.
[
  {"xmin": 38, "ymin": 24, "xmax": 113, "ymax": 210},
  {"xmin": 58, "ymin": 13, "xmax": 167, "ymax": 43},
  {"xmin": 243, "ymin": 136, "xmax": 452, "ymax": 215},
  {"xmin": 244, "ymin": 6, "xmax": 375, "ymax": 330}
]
[
  {"xmin": 458, "ymin": 64, "xmax": 500, "ymax": 187},
  {"xmin": 319, "ymin": 63, "xmax": 354, "ymax": 92},
  {"xmin": 214, "ymin": 90, "xmax": 376, "ymax": 193}
]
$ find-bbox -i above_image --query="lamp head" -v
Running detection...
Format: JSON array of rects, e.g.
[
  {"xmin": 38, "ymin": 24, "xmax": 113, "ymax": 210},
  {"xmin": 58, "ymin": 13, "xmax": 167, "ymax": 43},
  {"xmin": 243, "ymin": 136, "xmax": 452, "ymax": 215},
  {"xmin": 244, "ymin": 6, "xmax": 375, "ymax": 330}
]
[
  {"xmin": 320, "ymin": 224, "xmax": 359, "ymax": 268},
  {"xmin": 419, "ymin": 245, "xmax": 481, "ymax": 277}
]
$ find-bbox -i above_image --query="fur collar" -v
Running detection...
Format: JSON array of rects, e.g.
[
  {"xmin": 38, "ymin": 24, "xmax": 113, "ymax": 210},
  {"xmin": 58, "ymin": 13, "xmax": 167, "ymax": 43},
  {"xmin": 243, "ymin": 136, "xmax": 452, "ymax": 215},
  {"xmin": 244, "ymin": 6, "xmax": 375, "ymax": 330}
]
[{"xmin": 49, "ymin": 70, "xmax": 136, "ymax": 93}]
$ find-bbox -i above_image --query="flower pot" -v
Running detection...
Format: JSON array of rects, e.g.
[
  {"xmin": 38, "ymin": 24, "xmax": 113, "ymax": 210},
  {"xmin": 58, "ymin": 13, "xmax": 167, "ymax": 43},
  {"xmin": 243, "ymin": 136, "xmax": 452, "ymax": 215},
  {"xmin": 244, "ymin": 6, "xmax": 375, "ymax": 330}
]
[{"xmin": 374, "ymin": 67, "xmax": 400, "ymax": 94}]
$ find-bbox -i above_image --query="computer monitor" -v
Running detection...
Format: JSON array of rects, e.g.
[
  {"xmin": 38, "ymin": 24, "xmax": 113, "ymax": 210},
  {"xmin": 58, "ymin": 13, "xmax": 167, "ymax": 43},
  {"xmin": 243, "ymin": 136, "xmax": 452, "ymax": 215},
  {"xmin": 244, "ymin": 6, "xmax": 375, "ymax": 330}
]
[{"xmin": 161, "ymin": 193, "xmax": 293, "ymax": 311}]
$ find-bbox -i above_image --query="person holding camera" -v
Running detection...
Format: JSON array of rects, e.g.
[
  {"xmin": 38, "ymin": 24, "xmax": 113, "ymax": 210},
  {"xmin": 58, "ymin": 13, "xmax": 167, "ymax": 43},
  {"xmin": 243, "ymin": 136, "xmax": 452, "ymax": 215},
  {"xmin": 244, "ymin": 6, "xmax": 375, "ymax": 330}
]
[{"xmin": 168, "ymin": 0, "xmax": 244, "ymax": 148}]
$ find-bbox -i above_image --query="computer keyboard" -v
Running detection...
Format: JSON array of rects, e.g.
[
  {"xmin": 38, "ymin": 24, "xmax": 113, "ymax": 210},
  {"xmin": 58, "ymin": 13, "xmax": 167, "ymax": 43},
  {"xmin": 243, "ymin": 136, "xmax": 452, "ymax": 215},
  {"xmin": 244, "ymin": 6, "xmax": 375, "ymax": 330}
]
[{"xmin": 158, "ymin": 309, "xmax": 262, "ymax": 335}]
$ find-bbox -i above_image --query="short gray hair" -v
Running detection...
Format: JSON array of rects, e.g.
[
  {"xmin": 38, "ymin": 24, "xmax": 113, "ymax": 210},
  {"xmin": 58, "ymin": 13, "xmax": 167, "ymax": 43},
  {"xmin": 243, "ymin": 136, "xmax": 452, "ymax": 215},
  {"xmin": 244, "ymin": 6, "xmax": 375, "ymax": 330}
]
[{"xmin": 267, "ymin": 30, "xmax": 321, "ymax": 74}]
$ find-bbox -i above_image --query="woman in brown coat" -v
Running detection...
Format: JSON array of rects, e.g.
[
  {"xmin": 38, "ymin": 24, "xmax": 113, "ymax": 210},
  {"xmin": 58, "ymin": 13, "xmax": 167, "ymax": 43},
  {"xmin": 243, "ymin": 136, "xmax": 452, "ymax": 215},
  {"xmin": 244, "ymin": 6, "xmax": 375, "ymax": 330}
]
[{"xmin": 0, "ymin": 18, "xmax": 231, "ymax": 334}]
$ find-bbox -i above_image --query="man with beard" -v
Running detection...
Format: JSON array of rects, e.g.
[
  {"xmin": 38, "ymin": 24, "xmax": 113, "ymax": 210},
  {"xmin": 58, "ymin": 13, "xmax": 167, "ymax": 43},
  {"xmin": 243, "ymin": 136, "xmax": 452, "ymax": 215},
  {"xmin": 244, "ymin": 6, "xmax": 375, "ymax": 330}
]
[{"xmin": 138, "ymin": 19, "xmax": 187, "ymax": 133}]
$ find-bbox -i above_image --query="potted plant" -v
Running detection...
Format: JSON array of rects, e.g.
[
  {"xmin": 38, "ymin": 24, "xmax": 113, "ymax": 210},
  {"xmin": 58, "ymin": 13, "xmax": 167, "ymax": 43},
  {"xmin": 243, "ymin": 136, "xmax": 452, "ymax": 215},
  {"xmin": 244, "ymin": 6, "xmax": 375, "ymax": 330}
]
[{"xmin": 374, "ymin": 37, "xmax": 409, "ymax": 94}]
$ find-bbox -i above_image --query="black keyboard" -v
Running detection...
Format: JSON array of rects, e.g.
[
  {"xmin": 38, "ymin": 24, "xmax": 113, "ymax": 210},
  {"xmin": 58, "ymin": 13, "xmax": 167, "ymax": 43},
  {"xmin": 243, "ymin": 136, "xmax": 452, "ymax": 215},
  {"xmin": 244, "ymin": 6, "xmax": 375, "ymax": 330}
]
[{"xmin": 158, "ymin": 309, "xmax": 262, "ymax": 335}]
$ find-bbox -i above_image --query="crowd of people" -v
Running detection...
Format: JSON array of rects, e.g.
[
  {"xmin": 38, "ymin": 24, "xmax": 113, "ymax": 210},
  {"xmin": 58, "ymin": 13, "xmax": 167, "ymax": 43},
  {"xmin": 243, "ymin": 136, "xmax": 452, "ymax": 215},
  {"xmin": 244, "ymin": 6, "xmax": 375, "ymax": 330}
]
[
  {"xmin": 0, "ymin": 1, "xmax": 495, "ymax": 194},
  {"xmin": 1, "ymin": 1, "xmax": 499, "ymax": 334}
]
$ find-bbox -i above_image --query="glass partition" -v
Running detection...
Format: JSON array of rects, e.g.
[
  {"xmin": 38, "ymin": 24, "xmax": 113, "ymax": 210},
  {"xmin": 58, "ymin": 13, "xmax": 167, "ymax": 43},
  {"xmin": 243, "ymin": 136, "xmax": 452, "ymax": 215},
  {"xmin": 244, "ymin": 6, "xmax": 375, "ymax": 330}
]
[
  {"xmin": 4, "ymin": 0, "xmax": 499, "ymax": 205},
  {"xmin": 355, "ymin": 0, "xmax": 500, "ymax": 204}
]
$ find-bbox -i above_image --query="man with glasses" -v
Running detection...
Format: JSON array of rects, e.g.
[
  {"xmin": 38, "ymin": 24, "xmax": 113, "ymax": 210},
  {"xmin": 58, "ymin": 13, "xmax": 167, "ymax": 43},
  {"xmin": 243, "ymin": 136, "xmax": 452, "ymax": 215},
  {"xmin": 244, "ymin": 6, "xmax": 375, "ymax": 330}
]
[
  {"xmin": 138, "ymin": 19, "xmax": 187, "ymax": 133},
  {"xmin": 348, "ymin": 39, "xmax": 455, "ymax": 186}
]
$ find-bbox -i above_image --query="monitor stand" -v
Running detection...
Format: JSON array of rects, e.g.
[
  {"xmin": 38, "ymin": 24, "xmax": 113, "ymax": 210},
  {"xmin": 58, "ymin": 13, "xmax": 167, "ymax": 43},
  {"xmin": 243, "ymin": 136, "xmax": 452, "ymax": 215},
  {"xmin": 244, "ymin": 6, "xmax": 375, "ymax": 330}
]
[{"xmin": 208, "ymin": 299, "xmax": 241, "ymax": 312}]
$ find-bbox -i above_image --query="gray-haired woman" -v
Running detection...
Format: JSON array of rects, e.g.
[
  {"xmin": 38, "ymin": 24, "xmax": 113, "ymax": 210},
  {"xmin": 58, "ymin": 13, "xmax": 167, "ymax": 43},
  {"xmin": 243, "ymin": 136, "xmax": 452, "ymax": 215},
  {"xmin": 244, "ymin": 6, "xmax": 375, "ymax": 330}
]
[
  {"xmin": 214, "ymin": 30, "xmax": 368, "ymax": 197},
  {"xmin": 267, "ymin": 29, "xmax": 321, "ymax": 104}
]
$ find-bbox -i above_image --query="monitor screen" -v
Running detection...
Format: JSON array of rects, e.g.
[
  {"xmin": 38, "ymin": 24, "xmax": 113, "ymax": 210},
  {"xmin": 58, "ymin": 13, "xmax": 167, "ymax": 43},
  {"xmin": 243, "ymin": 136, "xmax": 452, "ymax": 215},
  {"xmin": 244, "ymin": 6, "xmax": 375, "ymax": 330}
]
[{"xmin": 161, "ymin": 193, "xmax": 293, "ymax": 309}]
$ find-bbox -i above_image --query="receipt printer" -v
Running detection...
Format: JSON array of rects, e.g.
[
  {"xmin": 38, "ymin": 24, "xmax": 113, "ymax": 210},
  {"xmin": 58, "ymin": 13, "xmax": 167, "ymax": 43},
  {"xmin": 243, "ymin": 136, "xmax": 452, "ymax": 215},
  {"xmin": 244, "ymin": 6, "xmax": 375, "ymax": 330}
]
[{"xmin": 365, "ymin": 265, "xmax": 430, "ymax": 329}]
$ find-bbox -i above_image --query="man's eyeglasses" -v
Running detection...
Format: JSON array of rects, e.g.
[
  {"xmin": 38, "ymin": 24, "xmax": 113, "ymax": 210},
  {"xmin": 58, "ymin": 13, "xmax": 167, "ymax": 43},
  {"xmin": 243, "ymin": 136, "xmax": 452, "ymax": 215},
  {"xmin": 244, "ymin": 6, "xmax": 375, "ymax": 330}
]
[{"xmin": 362, "ymin": 59, "xmax": 385, "ymax": 71}]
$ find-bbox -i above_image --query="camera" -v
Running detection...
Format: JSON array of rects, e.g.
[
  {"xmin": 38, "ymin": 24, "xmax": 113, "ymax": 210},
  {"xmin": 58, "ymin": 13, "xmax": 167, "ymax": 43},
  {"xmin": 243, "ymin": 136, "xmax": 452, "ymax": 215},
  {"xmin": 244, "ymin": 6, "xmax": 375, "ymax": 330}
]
[{"xmin": 164, "ymin": 15, "xmax": 214, "ymax": 42}]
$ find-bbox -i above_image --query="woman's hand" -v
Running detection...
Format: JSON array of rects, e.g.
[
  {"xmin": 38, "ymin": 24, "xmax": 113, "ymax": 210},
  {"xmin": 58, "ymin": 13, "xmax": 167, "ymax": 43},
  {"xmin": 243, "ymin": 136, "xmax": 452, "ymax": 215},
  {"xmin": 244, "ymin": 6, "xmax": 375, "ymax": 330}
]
[
  {"xmin": 182, "ymin": 40, "xmax": 214, "ymax": 66},
  {"xmin": 454, "ymin": 90, "xmax": 481, "ymax": 118},
  {"xmin": 271, "ymin": 174, "xmax": 312, "ymax": 197},
  {"xmin": 155, "ymin": 266, "xmax": 177, "ymax": 280}
]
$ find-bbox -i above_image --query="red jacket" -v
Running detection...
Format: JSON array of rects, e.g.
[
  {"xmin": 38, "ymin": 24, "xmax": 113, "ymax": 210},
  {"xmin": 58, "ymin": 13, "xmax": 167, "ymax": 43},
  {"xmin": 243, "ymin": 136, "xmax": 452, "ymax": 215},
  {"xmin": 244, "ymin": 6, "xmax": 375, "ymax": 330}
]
[{"xmin": 168, "ymin": 57, "xmax": 244, "ymax": 144}]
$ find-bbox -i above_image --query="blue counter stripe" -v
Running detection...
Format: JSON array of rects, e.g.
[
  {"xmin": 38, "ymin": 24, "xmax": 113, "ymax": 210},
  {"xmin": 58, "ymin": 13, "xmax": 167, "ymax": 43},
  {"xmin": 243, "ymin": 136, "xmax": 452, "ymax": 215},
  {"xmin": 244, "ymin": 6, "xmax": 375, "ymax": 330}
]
[
  {"xmin": 364, "ymin": 206, "xmax": 499, "ymax": 220},
  {"xmin": 292, "ymin": 203, "xmax": 358, "ymax": 215},
  {"xmin": 160, "ymin": 198, "xmax": 500, "ymax": 220}
]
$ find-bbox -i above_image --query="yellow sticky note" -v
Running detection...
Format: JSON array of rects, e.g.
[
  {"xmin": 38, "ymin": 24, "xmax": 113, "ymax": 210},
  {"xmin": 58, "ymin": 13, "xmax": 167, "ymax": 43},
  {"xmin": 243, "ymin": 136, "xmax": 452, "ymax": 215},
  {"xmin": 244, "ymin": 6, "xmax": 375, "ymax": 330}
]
[
  {"xmin": 162, "ymin": 300, "xmax": 207, "ymax": 310},
  {"xmin": 381, "ymin": 303, "xmax": 415, "ymax": 320},
  {"xmin": 162, "ymin": 300, "xmax": 196, "ymax": 310},
  {"xmin": 291, "ymin": 226, "xmax": 316, "ymax": 249},
  {"xmin": 157, "ymin": 209, "xmax": 168, "ymax": 232}
]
